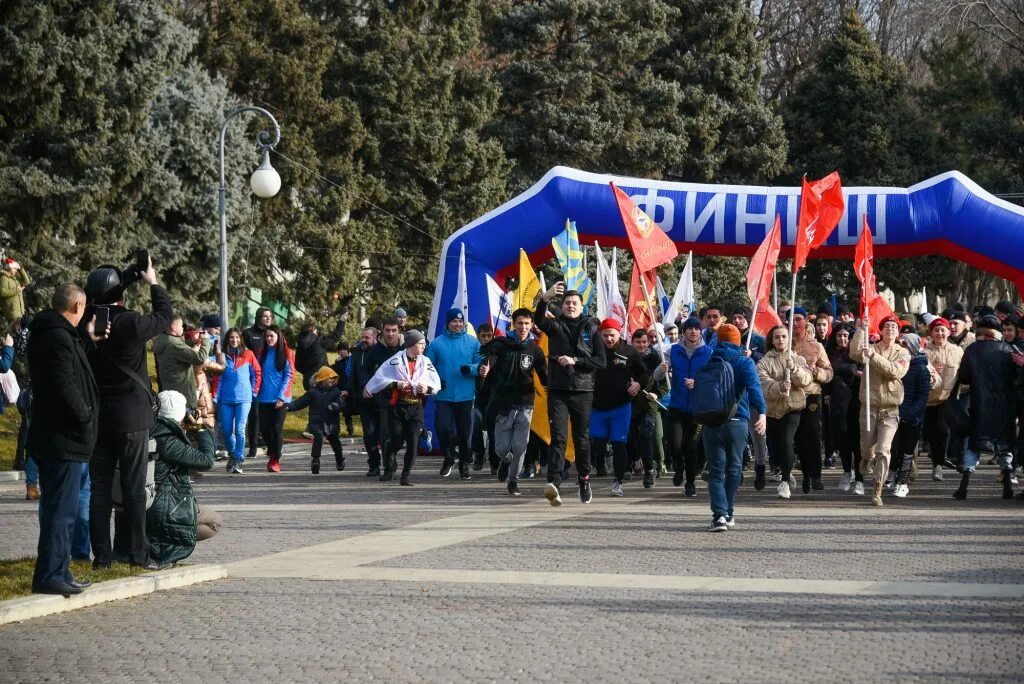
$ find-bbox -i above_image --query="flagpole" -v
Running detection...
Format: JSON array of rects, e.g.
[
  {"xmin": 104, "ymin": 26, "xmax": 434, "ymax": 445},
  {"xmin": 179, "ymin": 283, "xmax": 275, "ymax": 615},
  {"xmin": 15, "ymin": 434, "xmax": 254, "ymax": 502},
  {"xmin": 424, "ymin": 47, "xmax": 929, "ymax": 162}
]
[
  {"xmin": 773, "ymin": 270, "xmax": 779, "ymax": 311},
  {"xmin": 785, "ymin": 270, "xmax": 798, "ymax": 395},
  {"xmin": 864, "ymin": 311, "xmax": 871, "ymax": 433},
  {"xmin": 638, "ymin": 268, "xmax": 666, "ymax": 365},
  {"xmin": 746, "ymin": 299, "xmax": 759, "ymax": 352}
]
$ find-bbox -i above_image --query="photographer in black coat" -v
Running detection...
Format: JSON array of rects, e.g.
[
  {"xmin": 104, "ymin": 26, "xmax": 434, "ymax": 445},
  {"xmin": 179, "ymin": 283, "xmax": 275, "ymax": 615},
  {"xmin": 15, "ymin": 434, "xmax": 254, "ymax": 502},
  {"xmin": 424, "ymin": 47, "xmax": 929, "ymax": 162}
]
[
  {"xmin": 82, "ymin": 256, "xmax": 174, "ymax": 570},
  {"xmin": 28, "ymin": 285, "xmax": 102, "ymax": 595},
  {"xmin": 295, "ymin": 311, "xmax": 348, "ymax": 390}
]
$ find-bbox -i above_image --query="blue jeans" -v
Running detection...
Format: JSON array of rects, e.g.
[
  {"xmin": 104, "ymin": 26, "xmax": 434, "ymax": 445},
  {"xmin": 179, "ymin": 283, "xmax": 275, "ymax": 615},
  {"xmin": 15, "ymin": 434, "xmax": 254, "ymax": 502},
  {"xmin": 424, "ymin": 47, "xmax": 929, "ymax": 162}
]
[
  {"xmin": 72, "ymin": 463, "xmax": 90, "ymax": 560},
  {"xmin": 25, "ymin": 453, "xmax": 39, "ymax": 485},
  {"xmin": 963, "ymin": 444, "xmax": 1013, "ymax": 473},
  {"xmin": 703, "ymin": 419, "xmax": 748, "ymax": 520},
  {"xmin": 435, "ymin": 400, "xmax": 475, "ymax": 465},
  {"xmin": 33, "ymin": 459, "xmax": 82, "ymax": 588},
  {"xmin": 219, "ymin": 401, "xmax": 251, "ymax": 460}
]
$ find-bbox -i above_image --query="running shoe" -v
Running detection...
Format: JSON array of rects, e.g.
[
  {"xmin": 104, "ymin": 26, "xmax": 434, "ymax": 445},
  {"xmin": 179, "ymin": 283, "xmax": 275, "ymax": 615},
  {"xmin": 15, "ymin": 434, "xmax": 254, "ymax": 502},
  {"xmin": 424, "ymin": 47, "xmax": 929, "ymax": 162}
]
[
  {"xmin": 459, "ymin": 462, "xmax": 472, "ymax": 480},
  {"xmin": 838, "ymin": 471, "xmax": 852, "ymax": 493},
  {"xmin": 440, "ymin": 459, "xmax": 454, "ymax": 478},
  {"xmin": 611, "ymin": 480, "xmax": 624, "ymax": 497},
  {"xmin": 754, "ymin": 465, "xmax": 766, "ymax": 491},
  {"xmin": 777, "ymin": 481, "xmax": 791, "ymax": 499},
  {"xmin": 893, "ymin": 483, "xmax": 909, "ymax": 498},
  {"xmin": 684, "ymin": 480, "xmax": 696, "ymax": 497},
  {"xmin": 672, "ymin": 470, "xmax": 684, "ymax": 487},
  {"xmin": 770, "ymin": 468, "xmax": 782, "ymax": 483},
  {"xmin": 811, "ymin": 477, "xmax": 824, "ymax": 491},
  {"xmin": 507, "ymin": 481, "xmax": 521, "ymax": 496},
  {"xmin": 708, "ymin": 516, "xmax": 728, "ymax": 532},
  {"xmin": 578, "ymin": 476, "xmax": 593, "ymax": 504},
  {"xmin": 642, "ymin": 470, "xmax": 655, "ymax": 489},
  {"xmin": 231, "ymin": 463, "xmax": 244, "ymax": 475},
  {"xmin": 544, "ymin": 482, "xmax": 562, "ymax": 507},
  {"xmin": 267, "ymin": 458, "xmax": 281, "ymax": 473},
  {"xmin": 725, "ymin": 515, "xmax": 736, "ymax": 529},
  {"xmin": 853, "ymin": 481, "xmax": 865, "ymax": 496},
  {"xmin": 497, "ymin": 462, "xmax": 509, "ymax": 482}
]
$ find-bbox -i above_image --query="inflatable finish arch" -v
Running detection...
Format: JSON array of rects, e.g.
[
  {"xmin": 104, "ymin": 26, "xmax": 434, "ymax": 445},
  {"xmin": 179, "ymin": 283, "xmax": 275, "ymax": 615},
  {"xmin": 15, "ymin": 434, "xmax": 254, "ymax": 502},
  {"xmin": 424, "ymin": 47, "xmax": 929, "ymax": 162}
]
[{"xmin": 429, "ymin": 166, "xmax": 1024, "ymax": 338}]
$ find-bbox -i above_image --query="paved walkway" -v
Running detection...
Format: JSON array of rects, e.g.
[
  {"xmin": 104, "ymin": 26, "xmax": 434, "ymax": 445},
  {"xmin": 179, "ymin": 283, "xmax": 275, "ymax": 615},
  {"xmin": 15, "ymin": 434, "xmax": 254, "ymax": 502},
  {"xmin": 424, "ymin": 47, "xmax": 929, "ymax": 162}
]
[{"xmin": 1, "ymin": 450, "xmax": 1022, "ymax": 682}]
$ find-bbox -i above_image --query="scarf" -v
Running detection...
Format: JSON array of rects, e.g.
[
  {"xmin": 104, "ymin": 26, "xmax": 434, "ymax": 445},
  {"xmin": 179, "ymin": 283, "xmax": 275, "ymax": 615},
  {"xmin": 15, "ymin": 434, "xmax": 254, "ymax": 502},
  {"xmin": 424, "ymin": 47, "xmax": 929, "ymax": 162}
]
[{"xmin": 364, "ymin": 348, "xmax": 441, "ymax": 396}]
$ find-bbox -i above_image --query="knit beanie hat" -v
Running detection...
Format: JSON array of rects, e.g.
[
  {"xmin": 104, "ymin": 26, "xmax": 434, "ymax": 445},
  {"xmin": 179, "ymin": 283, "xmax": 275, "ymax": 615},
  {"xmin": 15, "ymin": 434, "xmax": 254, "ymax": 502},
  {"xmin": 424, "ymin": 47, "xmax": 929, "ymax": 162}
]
[
  {"xmin": 976, "ymin": 314, "xmax": 1001, "ymax": 331},
  {"xmin": 928, "ymin": 317, "xmax": 950, "ymax": 332},
  {"xmin": 731, "ymin": 305, "xmax": 752, "ymax": 323},
  {"xmin": 404, "ymin": 329, "xmax": 425, "ymax": 348},
  {"xmin": 314, "ymin": 366, "xmax": 339, "ymax": 384},
  {"xmin": 717, "ymin": 323, "xmax": 741, "ymax": 346},
  {"xmin": 901, "ymin": 333, "xmax": 922, "ymax": 356},
  {"xmin": 158, "ymin": 390, "xmax": 187, "ymax": 424},
  {"xmin": 599, "ymin": 318, "xmax": 622, "ymax": 332},
  {"xmin": 445, "ymin": 308, "xmax": 464, "ymax": 325},
  {"xmin": 394, "ymin": 307, "xmax": 408, "ymax": 318}
]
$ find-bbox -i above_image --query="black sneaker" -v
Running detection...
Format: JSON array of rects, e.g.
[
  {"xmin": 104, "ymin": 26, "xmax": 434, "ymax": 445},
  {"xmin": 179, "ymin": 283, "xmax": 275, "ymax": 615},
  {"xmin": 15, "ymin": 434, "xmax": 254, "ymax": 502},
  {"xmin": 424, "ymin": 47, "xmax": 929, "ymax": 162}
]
[
  {"xmin": 642, "ymin": 470, "xmax": 655, "ymax": 489},
  {"xmin": 459, "ymin": 462, "xmax": 472, "ymax": 480},
  {"xmin": 507, "ymin": 481, "xmax": 521, "ymax": 496},
  {"xmin": 823, "ymin": 455, "xmax": 835, "ymax": 469},
  {"xmin": 708, "ymin": 516, "xmax": 728, "ymax": 532},
  {"xmin": 472, "ymin": 454, "xmax": 486, "ymax": 471},
  {"xmin": 497, "ymin": 462, "xmax": 509, "ymax": 482},
  {"xmin": 490, "ymin": 464, "xmax": 498, "ymax": 478},
  {"xmin": 380, "ymin": 467, "xmax": 394, "ymax": 482},
  {"xmin": 440, "ymin": 459, "xmax": 454, "ymax": 478},
  {"xmin": 336, "ymin": 456, "xmax": 345, "ymax": 471},
  {"xmin": 400, "ymin": 474, "xmax": 413, "ymax": 486},
  {"xmin": 366, "ymin": 467, "xmax": 380, "ymax": 478},
  {"xmin": 802, "ymin": 477, "xmax": 811, "ymax": 494},
  {"xmin": 754, "ymin": 465, "xmax": 766, "ymax": 491},
  {"xmin": 672, "ymin": 470, "xmax": 684, "ymax": 487},
  {"xmin": 811, "ymin": 477, "xmax": 824, "ymax": 491},
  {"xmin": 578, "ymin": 477, "xmax": 593, "ymax": 504},
  {"xmin": 684, "ymin": 480, "xmax": 696, "ymax": 497},
  {"xmin": 311, "ymin": 459, "xmax": 320, "ymax": 475}
]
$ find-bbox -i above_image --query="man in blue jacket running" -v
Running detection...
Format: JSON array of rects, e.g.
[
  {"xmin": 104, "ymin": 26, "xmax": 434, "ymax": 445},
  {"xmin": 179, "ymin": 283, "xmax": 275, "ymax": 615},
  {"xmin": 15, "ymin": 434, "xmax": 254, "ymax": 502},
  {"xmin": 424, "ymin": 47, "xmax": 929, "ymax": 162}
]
[{"xmin": 427, "ymin": 308, "xmax": 481, "ymax": 480}]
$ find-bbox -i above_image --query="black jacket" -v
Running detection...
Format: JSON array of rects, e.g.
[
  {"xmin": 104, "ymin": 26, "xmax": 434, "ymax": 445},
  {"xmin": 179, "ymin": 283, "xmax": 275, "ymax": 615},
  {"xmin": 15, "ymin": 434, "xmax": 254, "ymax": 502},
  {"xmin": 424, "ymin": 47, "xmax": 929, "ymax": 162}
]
[
  {"xmin": 534, "ymin": 300, "xmax": 605, "ymax": 392},
  {"xmin": 957, "ymin": 339, "xmax": 1019, "ymax": 451},
  {"xmin": 899, "ymin": 355, "xmax": 931, "ymax": 425},
  {"xmin": 593, "ymin": 340, "xmax": 649, "ymax": 410},
  {"xmin": 295, "ymin": 320, "xmax": 346, "ymax": 377},
  {"xmin": 347, "ymin": 342, "xmax": 377, "ymax": 407},
  {"xmin": 364, "ymin": 340, "xmax": 403, "ymax": 407},
  {"xmin": 82, "ymin": 285, "xmax": 174, "ymax": 434},
  {"xmin": 482, "ymin": 334, "xmax": 547, "ymax": 411},
  {"xmin": 27, "ymin": 310, "xmax": 99, "ymax": 462},
  {"xmin": 242, "ymin": 307, "xmax": 272, "ymax": 357},
  {"xmin": 288, "ymin": 385, "xmax": 343, "ymax": 435}
]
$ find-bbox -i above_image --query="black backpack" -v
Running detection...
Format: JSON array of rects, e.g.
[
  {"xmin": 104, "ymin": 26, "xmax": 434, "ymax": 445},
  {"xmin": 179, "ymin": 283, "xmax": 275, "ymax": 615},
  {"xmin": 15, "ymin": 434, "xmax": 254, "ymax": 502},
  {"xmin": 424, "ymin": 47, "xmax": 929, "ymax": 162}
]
[{"xmin": 693, "ymin": 354, "xmax": 738, "ymax": 426}]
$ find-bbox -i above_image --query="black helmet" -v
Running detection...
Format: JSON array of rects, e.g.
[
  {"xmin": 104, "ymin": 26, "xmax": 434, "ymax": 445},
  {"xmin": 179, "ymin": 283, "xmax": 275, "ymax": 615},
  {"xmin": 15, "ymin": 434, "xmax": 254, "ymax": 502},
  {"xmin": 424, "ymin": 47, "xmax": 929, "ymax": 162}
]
[{"xmin": 85, "ymin": 266, "xmax": 124, "ymax": 305}]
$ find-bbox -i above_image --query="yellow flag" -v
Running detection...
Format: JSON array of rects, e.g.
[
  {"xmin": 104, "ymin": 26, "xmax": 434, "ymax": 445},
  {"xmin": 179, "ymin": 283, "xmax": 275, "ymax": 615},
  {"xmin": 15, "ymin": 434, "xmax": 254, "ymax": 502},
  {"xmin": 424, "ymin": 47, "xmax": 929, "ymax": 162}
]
[
  {"xmin": 514, "ymin": 248, "xmax": 540, "ymax": 311},
  {"xmin": 530, "ymin": 329, "xmax": 575, "ymax": 462}
]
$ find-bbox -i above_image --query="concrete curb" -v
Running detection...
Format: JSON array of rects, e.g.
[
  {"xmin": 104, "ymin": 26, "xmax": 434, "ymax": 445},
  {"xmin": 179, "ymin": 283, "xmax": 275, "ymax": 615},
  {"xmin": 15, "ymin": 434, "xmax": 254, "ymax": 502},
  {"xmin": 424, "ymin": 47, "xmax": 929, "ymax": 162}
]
[
  {"xmin": 0, "ymin": 471, "xmax": 24, "ymax": 483},
  {"xmin": 0, "ymin": 563, "xmax": 227, "ymax": 625}
]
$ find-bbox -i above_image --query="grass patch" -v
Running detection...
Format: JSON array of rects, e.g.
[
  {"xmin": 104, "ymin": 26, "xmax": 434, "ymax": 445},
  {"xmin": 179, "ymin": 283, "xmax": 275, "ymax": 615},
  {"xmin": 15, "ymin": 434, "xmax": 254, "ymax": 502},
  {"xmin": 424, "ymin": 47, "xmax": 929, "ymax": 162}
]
[{"xmin": 0, "ymin": 557, "xmax": 146, "ymax": 601}]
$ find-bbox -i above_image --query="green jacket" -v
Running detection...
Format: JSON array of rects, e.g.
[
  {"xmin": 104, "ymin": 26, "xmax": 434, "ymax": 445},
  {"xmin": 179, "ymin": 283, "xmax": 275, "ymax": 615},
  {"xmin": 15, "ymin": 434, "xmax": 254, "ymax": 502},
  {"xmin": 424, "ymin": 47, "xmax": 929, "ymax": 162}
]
[
  {"xmin": 146, "ymin": 418, "xmax": 214, "ymax": 565},
  {"xmin": 0, "ymin": 268, "xmax": 29, "ymax": 323},
  {"xmin": 153, "ymin": 333, "xmax": 212, "ymax": 408}
]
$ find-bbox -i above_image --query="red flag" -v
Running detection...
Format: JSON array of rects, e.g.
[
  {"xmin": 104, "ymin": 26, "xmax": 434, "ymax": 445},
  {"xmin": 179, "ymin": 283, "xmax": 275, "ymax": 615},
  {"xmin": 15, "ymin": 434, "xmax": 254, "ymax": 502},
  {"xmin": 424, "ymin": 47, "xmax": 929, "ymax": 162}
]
[
  {"xmin": 611, "ymin": 182, "xmax": 679, "ymax": 273},
  {"xmin": 854, "ymin": 215, "xmax": 895, "ymax": 333},
  {"xmin": 752, "ymin": 304, "xmax": 784, "ymax": 336},
  {"xmin": 794, "ymin": 172, "xmax": 845, "ymax": 272},
  {"xmin": 747, "ymin": 215, "xmax": 782, "ymax": 305},
  {"xmin": 626, "ymin": 261, "xmax": 658, "ymax": 334}
]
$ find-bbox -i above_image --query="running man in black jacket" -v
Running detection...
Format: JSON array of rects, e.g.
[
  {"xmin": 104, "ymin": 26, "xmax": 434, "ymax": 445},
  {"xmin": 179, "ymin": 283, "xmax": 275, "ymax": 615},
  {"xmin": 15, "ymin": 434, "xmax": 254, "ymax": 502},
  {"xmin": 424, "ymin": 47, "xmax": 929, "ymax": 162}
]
[{"xmin": 534, "ymin": 282, "xmax": 606, "ymax": 506}]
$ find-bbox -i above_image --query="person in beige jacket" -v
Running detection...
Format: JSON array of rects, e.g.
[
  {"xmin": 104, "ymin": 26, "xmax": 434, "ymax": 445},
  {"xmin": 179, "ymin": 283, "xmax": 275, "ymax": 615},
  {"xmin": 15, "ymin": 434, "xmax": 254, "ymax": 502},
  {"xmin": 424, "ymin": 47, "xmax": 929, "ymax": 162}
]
[
  {"xmin": 790, "ymin": 308, "xmax": 834, "ymax": 493},
  {"xmin": 758, "ymin": 326, "xmax": 814, "ymax": 499},
  {"xmin": 922, "ymin": 317, "xmax": 963, "ymax": 482},
  {"xmin": 850, "ymin": 315, "xmax": 910, "ymax": 506}
]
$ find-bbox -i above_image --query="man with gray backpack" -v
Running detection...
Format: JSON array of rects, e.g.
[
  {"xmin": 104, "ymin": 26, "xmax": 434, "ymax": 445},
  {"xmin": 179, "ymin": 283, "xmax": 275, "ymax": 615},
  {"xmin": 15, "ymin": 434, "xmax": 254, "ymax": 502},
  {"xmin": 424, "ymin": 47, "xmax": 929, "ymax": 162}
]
[{"xmin": 692, "ymin": 323, "xmax": 766, "ymax": 532}]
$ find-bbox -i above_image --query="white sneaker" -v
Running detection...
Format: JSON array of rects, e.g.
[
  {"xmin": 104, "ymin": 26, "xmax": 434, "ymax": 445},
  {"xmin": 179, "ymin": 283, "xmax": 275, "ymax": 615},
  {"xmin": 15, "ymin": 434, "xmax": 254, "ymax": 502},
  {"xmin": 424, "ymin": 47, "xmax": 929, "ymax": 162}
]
[
  {"xmin": 708, "ymin": 516, "xmax": 728, "ymax": 532},
  {"xmin": 231, "ymin": 464, "xmax": 244, "ymax": 475},
  {"xmin": 770, "ymin": 471, "xmax": 782, "ymax": 482},
  {"xmin": 788, "ymin": 475, "xmax": 797, "ymax": 489},
  {"xmin": 544, "ymin": 482, "xmax": 562, "ymax": 507},
  {"xmin": 838, "ymin": 471, "xmax": 852, "ymax": 492},
  {"xmin": 725, "ymin": 515, "xmax": 736, "ymax": 529},
  {"xmin": 1011, "ymin": 475, "xmax": 1020, "ymax": 485},
  {"xmin": 932, "ymin": 465, "xmax": 943, "ymax": 481},
  {"xmin": 893, "ymin": 483, "xmax": 909, "ymax": 498},
  {"xmin": 853, "ymin": 481, "xmax": 865, "ymax": 496},
  {"xmin": 611, "ymin": 481, "xmax": 624, "ymax": 497},
  {"xmin": 777, "ymin": 481, "xmax": 791, "ymax": 499}
]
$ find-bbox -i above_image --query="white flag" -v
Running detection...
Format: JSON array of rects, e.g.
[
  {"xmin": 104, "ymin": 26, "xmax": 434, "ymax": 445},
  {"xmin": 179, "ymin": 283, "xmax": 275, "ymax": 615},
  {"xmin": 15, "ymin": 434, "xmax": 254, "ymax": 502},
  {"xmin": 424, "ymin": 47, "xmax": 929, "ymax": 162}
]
[
  {"xmin": 365, "ymin": 348, "xmax": 441, "ymax": 397},
  {"xmin": 664, "ymin": 252, "xmax": 695, "ymax": 327},
  {"xmin": 919, "ymin": 286, "xmax": 928, "ymax": 315},
  {"xmin": 486, "ymin": 274, "xmax": 512, "ymax": 334},
  {"xmin": 607, "ymin": 247, "xmax": 627, "ymax": 330},
  {"xmin": 451, "ymin": 242, "xmax": 469, "ymax": 319}
]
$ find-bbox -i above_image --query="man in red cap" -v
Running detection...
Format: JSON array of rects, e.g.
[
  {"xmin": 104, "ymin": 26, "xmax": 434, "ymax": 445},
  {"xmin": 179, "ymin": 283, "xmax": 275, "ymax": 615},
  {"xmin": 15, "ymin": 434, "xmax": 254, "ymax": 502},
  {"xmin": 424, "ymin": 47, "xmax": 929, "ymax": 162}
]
[
  {"xmin": 590, "ymin": 318, "xmax": 651, "ymax": 496},
  {"xmin": 923, "ymin": 317, "xmax": 963, "ymax": 481}
]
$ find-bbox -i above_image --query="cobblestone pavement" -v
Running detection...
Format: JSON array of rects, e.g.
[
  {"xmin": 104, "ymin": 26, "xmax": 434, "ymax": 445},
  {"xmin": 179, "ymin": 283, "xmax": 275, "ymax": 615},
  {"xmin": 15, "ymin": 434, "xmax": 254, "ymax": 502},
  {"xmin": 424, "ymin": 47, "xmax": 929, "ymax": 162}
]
[{"xmin": 1, "ymin": 452, "xmax": 1023, "ymax": 683}]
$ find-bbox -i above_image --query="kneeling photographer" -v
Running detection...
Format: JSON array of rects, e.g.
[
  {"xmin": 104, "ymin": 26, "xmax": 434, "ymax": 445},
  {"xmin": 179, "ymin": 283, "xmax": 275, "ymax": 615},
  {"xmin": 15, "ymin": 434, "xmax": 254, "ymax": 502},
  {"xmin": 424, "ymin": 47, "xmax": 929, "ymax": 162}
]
[{"xmin": 82, "ymin": 252, "xmax": 174, "ymax": 570}]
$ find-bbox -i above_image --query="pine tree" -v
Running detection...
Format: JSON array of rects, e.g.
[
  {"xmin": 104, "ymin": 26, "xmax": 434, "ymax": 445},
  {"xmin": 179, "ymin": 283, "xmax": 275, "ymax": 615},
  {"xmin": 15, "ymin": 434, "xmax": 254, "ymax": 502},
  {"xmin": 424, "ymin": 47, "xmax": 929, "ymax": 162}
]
[
  {"xmin": 485, "ymin": 0, "xmax": 687, "ymax": 190},
  {"xmin": 317, "ymin": 0, "xmax": 511, "ymax": 320},
  {"xmin": 0, "ymin": 0, "xmax": 251, "ymax": 314}
]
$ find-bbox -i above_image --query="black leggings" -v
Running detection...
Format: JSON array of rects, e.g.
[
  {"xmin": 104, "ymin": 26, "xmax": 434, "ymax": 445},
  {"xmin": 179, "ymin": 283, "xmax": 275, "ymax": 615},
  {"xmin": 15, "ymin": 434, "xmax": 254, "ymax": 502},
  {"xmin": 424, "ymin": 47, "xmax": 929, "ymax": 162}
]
[
  {"xmin": 836, "ymin": 403, "xmax": 863, "ymax": 482},
  {"xmin": 385, "ymin": 404, "xmax": 424, "ymax": 475},
  {"xmin": 891, "ymin": 421, "xmax": 922, "ymax": 485},
  {"xmin": 924, "ymin": 404, "xmax": 948, "ymax": 468},
  {"xmin": 258, "ymin": 403, "xmax": 287, "ymax": 460},
  {"xmin": 767, "ymin": 412, "xmax": 801, "ymax": 480},
  {"xmin": 794, "ymin": 396, "xmax": 823, "ymax": 479},
  {"xmin": 667, "ymin": 409, "xmax": 702, "ymax": 483}
]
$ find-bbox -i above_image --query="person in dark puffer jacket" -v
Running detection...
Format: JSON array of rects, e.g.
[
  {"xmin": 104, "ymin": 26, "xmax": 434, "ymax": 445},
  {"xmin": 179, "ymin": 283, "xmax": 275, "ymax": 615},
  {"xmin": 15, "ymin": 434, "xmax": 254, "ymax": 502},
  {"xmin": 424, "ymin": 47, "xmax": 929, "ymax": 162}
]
[
  {"xmin": 889, "ymin": 333, "xmax": 932, "ymax": 497},
  {"xmin": 147, "ymin": 391, "xmax": 220, "ymax": 566},
  {"xmin": 287, "ymin": 366, "xmax": 345, "ymax": 473}
]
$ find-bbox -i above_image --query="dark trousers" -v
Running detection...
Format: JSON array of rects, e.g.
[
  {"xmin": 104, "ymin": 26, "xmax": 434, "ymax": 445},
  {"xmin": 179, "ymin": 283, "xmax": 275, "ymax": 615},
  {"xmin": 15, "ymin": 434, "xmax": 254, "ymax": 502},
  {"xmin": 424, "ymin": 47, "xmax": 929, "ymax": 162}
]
[
  {"xmin": 924, "ymin": 404, "xmax": 949, "ymax": 468},
  {"xmin": 33, "ymin": 458, "xmax": 82, "ymax": 588},
  {"xmin": 547, "ymin": 389, "xmax": 593, "ymax": 486},
  {"xmin": 891, "ymin": 421, "xmax": 922, "ymax": 484},
  {"xmin": 435, "ymin": 400, "xmax": 475, "ymax": 465},
  {"xmin": 794, "ymin": 396, "xmax": 823, "ymax": 479},
  {"xmin": 386, "ymin": 403, "xmax": 424, "ymax": 475},
  {"xmin": 15, "ymin": 388, "xmax": 31, "ymax": 466},
  {"xmin": 359, "ymin": 402, "xmax": 382, "ymax": 469},
  {"xmin": 311, "ymin": 432, "xmax": 344, "ymax": 466},
  {"xmin": 258, "ymin": 403, "xmax": 287, "ymax": 460},
  {"xmin": 246, "ymin": 401, "xmax": 260, "ymax": 458},
  {"xmin": 767, "ymin": 412, "xmax": 801, "ymax": 480},
  {"xmin": 836, "ymin": 404, "xmax": 864, "ymax": 482},
  {"xmin": 667, "ymin": 409, "xmax": 701, "ymax": 483},
  {"xmin": 626, "ymin": 410, "xmax": 656, "ymax": 476},
  {"xmin": 90, "ymin": 430, "xmax": 150, "ymax": 565}
]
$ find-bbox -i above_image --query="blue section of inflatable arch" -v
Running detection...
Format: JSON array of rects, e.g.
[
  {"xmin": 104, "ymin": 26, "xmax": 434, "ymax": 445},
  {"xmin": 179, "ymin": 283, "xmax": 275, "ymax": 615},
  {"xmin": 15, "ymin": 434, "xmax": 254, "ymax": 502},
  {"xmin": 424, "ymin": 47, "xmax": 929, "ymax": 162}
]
[{"xmin": 429, "ymin": 167, "xmax": 1024, "ymax": 339}]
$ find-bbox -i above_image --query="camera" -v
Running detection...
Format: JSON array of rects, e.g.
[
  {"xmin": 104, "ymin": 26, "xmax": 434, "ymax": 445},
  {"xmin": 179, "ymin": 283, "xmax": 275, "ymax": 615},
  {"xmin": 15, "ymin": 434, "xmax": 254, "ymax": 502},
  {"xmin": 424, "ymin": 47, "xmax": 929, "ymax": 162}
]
[
  {"xmin": 85, "ymin": 248, "xmax": 151, "ymax": 305},
  {"xmin": 120, "ymin": 248, "xmax": 150, "ymax": 290}
]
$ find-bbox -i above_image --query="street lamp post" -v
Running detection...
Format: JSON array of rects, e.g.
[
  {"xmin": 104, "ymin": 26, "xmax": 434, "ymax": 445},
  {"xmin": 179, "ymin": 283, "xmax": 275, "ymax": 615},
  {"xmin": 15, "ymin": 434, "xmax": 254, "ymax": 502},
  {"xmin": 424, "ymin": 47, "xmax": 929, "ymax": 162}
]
[{"xmin": 218, "ymin": 106, "xmax": 282, "ymax": 332}]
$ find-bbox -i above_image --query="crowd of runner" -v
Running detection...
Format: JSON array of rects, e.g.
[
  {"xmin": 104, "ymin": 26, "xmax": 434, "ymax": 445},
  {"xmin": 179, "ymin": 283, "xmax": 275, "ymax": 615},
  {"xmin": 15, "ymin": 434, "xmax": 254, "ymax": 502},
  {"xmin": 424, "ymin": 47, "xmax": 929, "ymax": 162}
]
[{"xmin": 12, "ymin": 257, "xmax": 1024, "ymax": 597}]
